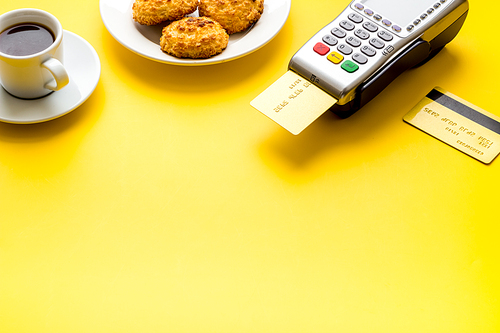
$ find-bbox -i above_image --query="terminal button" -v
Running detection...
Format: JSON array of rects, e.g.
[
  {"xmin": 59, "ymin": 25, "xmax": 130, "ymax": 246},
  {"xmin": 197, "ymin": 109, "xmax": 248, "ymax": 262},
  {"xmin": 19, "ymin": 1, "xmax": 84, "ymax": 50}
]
[
  {"xmin": 369, "ymin": 38, "xmax": 385, "ymax": 49},
  {"xmin": 377, "ymin": 30, "xmax": 393, "ymax": 41},
  {"xmin": 348, "ymin": 13, "xmax": 363, "ymax": 24},
  {"xmin": 361, "ymin": 45, "xmax": 376, "ymax": 57},
  {"xmin": 313, "ymin": 42, "xmax": 330, "ymax": 55},
  {"xmin": 346, "ymin": 36, "xmax": 362, "ymax": 47},
  {"xmin": 327, "ymin": 51, "xmax": 344, "ymax": 64},
  {"xmin": 352, "ymin": 53, "xmax": 368, "ymax": 64},
  {"xmin": 355, "ymin": 29, "xmax": 370, "ymax": 40},
  {"xmin": 341, "ymin": 60, "xmax": 359, "ymax": 73},
  {"xmin": 340, "ymin": 20, "xmax": 355, "ymax": 31},
  {"xmin": 331, "ymin": 27, "xmax": 347, "ymax": 38},
  {"xmin": 363, "ymin": 21, "xmax": 378, "ymax": 32},
  {"xmin": 322, "ymin": 35, "xmax": 338, "ymax": 46},
  {"xmin": 338, "ymin": 44, "xmax": 353, "ymax": 55}
]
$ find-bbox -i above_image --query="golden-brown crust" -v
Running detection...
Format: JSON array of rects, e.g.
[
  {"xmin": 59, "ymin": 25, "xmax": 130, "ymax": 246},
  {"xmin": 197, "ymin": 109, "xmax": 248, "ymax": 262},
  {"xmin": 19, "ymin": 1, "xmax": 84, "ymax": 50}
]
[
  {"xmin": 160, "ymin": 17, "xmax": 230, "ymax": 59},
  {"xmin": 132, "ymin": 0, "xmax": 198, "ymax": 26},
  {"xmin": 198, "ymin": 0, "xmax": 264, "ymax": 34}
]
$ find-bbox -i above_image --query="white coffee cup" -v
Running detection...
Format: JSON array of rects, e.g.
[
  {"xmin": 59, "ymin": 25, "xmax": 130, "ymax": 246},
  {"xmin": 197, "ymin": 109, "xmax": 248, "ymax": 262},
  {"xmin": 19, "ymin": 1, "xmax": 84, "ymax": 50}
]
[{"xmin": 0, "ymin": 8, "xmax": 69, "ymax": 99}]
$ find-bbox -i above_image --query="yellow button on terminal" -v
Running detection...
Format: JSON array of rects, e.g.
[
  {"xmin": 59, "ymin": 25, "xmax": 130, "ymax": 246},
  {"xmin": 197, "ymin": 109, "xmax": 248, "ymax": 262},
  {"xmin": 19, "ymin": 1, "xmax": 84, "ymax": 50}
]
[{"xmin": 327, "ymin": 51, "xmax": 344, "ymax": 64}]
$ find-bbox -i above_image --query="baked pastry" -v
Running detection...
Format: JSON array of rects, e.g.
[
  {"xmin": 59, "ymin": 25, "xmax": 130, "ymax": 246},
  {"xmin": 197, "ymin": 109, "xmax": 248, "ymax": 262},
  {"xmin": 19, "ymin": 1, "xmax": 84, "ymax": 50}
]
[
  {"xmin": 132, "ymin": 0, "xmax": 198, "ymax": 25},
  {"xmin": 198, "ymin": 0, "xmax": 264, "ymax": 34},
  {"xmin": 160, "ymin": 17, "xmax": 229, "ymax": 58}
]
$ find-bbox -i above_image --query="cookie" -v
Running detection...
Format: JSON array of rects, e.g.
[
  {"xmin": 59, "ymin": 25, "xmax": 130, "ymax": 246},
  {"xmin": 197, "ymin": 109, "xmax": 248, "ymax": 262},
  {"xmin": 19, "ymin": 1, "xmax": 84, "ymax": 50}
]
[
  {"xmin": 132, "ymin": 0, "xmax": 198, "ymax": 26},
  {"xmin": 198, "ymin": 0, "xmax": 264, "ymax": 34},
  {"xmin": 160, "ymin": 17, "xmax": 230, "ymax": 59}
]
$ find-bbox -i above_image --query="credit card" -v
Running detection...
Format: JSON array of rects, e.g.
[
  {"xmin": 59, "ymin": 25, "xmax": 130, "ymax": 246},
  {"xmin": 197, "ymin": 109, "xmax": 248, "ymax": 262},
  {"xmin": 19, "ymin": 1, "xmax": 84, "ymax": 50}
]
[
  {"xmin": 250, "ymin": 71, "xmax": 338, "ymax": 135},
  {"xmin": 404, "ymin": 87, "xmax": 500, "ymax": 164}
]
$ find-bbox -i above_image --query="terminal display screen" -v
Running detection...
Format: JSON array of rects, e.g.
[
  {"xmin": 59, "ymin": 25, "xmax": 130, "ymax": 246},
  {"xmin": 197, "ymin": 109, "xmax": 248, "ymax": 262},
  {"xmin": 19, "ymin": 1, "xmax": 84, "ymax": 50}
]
[{"xmin": 359, "ymin": 0, "xmax": 440, "ymax": 26}]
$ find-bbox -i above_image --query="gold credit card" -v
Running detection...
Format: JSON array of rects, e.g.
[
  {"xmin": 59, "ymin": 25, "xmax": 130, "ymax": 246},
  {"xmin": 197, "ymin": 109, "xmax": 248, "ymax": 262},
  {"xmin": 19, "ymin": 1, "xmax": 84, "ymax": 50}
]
[
  {"xmin": 251, "ymin": 71, "xmax": 337, "ymax": 135},
  {"xmin": 404, "ymin": 87, "xmax": 500, "ymax": 164}
]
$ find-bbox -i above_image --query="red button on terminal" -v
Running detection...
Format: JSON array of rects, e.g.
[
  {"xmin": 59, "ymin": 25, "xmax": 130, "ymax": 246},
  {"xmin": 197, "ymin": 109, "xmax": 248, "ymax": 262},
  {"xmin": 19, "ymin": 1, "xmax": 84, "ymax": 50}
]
[{"xmin": 313, "ymin": 42, "xmax": 330, "ymax": 56}]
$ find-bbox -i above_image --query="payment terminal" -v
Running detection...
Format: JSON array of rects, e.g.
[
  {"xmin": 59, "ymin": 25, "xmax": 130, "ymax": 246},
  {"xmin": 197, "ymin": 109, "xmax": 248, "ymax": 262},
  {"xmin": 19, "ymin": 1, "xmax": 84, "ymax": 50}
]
[{"xmin": 251, "ymin": 0, "xmax": 469, "ymax": 134}]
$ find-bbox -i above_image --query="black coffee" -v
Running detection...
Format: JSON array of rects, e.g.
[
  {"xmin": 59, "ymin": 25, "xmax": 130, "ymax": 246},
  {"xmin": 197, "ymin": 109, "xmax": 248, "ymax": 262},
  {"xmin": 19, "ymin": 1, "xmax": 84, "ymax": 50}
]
[{"xmin": 0, "ymin": 23, "xmax": 54, "ymax": 56}]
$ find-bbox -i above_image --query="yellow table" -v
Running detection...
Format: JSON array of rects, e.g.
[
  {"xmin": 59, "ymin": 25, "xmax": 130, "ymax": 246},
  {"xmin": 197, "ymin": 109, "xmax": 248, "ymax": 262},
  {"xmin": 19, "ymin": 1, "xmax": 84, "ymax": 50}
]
[{"xmin": 1, "ymin": 0, "xmax": 498, "ymax": 332}]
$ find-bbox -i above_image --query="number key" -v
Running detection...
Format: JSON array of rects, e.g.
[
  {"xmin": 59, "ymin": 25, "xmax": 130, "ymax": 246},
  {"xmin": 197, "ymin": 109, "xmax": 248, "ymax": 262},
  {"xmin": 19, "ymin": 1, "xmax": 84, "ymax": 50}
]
[
  {"xmin": 369, "ymin": 38, "xmax": 385, "ymax": 49},
  {"xmin": 363, "ymin": 21, "xmax": 378, "ymax": 32},
  {"xmin": 354, "ymin": 29, "xmax": 370, "ymax": 40},
  {"xmin": 346, "ymin": 36, "xmax": 361, "ymax": 48},
  {"xmin": 348, "ymin": 13, "xmax": 363, "ymax": 24},
  {"xmin": 340, "ymin": 20, "xmax": 355, "ymax": 31},
  {"xmin": 361, "ymin": 45, "xmax": 376, "ymax": 57},
  {"xmin": 338, "ymin": 44, "xmax": 353, "ymax": 55},
  {"xmin": 331, "ymin": 27, "xmax": 346, "ymax": 38},
  {"xmin": 377, "ymin": 30, "xmax": 393, "ymax": 42}
]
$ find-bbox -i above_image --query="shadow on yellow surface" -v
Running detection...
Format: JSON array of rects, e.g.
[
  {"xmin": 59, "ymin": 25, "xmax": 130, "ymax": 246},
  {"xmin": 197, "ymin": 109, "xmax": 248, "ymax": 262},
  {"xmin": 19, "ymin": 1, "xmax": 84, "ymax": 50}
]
[
  {"xmin": 257, "ymin": 47, "xmax": 462, "ymax": 181},
  {"xmin": 100, "ymin": 22, "xmax": 293, "ymax": 107},
  {"xmin": 0, "ymin": 83, "xmax": 104, "ymax": 178}
]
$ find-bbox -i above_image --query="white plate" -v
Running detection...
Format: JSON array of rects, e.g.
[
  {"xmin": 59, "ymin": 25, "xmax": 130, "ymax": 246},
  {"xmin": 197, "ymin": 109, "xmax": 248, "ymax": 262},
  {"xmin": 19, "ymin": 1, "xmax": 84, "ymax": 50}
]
[
  {"xmin": 100, "ymin": 0, "xmax": 291, "ymax": 66},
  {"xmin": 0, "ymin": 31, "xmax": 101, "ymax": 124}
]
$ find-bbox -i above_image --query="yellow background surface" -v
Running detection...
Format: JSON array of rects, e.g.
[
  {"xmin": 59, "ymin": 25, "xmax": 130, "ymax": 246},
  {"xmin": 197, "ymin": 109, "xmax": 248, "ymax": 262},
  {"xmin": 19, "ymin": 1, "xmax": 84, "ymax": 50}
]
[{"xmin": 1, "ymin": 0, "xmax": 498, "ymax": 332}]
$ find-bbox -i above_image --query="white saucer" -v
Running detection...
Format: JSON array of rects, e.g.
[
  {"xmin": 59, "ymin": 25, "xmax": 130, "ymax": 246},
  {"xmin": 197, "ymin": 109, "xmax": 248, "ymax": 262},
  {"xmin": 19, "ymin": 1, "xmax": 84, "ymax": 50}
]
[
  {"xmin": 100, "ymin": 0, "xmax": 291, "ymax": 66},
  {"xmin": 0, "ymin": 30, "xmax": 101, "ymax": 124}
]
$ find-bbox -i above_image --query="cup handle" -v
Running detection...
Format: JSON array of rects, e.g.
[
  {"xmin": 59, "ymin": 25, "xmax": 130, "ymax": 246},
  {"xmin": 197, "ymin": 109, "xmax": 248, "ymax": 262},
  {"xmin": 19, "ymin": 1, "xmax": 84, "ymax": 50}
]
[{"xmin": 41, "ymin": 58, "xmax": 69, "ymax": 91}]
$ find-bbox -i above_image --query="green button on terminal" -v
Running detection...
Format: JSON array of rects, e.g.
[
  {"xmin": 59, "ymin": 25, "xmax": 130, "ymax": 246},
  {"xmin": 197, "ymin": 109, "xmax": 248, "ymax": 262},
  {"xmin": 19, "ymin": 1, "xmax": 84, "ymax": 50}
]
[{"xmin": 341, "ymin": 60, "xmax": 359, "ymax": 73}]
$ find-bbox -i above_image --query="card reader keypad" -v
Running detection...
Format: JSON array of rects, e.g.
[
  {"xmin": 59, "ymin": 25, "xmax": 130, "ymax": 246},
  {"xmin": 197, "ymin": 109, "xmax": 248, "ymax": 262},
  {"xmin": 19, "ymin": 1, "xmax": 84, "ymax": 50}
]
[{"xmin": 315, "ymin": 11, "xmax": 397, "ymax": 73}]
